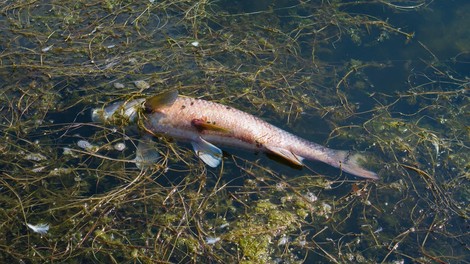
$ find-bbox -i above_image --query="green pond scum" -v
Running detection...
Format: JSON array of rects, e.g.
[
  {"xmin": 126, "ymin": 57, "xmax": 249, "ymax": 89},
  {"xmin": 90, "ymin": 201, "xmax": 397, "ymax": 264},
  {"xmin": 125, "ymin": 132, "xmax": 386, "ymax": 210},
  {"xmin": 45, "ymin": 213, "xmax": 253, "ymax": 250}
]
[{"xmin": 0, "ymin": 0, "xmax": 468, "ymax": 263}]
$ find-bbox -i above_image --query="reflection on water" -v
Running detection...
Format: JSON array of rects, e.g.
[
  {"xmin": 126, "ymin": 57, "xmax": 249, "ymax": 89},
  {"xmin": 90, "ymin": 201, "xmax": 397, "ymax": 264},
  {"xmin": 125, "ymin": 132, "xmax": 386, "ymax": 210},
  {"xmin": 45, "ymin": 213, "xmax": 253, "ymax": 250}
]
[{"xmin": 0, "ymin": 0, "xmax": 468, "ymax": 263}]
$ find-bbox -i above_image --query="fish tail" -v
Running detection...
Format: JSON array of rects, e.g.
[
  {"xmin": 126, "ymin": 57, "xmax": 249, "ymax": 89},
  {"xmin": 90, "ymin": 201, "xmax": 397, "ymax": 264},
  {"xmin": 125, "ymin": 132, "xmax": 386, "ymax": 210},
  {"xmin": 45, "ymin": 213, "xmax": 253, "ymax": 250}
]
[{"xmin": 328, "ymin": 150, "xmax": 378, "ymax": 180}]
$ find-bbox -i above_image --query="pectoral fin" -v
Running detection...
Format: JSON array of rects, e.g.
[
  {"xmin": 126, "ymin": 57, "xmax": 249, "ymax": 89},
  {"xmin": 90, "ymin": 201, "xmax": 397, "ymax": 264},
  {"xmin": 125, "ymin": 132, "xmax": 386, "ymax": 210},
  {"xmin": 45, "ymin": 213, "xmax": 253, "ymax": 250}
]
[
  {"xmin": 144, "ymin": 90, "xmax": 179, "ymax": 113},
  {"xmin": 266, "ymin": 146, "xmax": 304, "ymax": 166},
  {"xmin": 191, "ymin": 119, "xmax": 230, "ymax": 133},
  {"xmin": 191, "ymin": 137, "xmax": 223, "ymax": 167}
]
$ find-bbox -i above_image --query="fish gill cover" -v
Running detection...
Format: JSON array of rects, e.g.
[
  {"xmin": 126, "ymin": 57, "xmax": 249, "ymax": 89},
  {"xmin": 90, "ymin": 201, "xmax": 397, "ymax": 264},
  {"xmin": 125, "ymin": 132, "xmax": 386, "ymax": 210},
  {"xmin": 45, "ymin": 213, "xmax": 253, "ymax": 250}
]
[{"xmin": 0, "ymin": 0, "xmax": 468, "ymax": 263}]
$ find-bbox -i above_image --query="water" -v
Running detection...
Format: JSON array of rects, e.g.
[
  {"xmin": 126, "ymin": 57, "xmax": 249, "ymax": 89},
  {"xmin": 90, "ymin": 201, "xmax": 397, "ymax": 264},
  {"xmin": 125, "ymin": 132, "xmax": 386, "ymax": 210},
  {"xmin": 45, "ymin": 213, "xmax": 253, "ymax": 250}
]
[{"xmin": 0, "ymin": 0, "xmax": 468, "ymax": 263}]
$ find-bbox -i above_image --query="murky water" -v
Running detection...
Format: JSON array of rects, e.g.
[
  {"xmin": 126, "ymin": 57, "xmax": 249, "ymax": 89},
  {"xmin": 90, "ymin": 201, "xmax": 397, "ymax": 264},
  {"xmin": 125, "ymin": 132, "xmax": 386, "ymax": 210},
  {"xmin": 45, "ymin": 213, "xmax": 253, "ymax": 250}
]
[{"xmin": 0, "ymin": 0, "xmax": 468, "ymax": 263}]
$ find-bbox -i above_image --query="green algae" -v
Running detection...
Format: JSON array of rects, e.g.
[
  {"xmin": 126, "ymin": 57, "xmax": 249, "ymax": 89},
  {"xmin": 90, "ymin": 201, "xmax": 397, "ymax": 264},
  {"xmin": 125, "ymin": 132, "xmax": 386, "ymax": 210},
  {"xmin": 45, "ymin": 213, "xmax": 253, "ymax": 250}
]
[
  {"xmin": 238, "ymin": 234, "xmax": 272, "ymax": 263},
  {"xmin": 1, "ymin": 0, "xmax": 469, "ymax": 263}
]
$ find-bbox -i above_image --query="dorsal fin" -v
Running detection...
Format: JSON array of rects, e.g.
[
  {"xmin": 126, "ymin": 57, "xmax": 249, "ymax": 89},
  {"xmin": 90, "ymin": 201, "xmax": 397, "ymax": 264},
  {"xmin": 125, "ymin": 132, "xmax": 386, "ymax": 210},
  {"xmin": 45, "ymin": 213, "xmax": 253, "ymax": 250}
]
[{"xmin": 144, "ymin": 90, "xmax": 179, "ymax": 113}]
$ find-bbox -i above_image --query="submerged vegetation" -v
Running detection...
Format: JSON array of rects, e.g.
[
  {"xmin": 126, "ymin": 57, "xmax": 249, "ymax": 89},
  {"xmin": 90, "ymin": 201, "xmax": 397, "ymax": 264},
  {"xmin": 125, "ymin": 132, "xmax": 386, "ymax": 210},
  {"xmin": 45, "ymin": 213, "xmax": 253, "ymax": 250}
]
[{"xmin": 0, "ymin": 0, "xmax": 468, "ymax": 263}]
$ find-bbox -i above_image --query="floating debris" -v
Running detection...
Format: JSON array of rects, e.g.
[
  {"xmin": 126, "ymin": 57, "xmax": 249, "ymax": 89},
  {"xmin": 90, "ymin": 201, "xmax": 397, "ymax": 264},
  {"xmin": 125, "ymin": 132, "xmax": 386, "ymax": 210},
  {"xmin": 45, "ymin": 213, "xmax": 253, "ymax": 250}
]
[
  {"xmin": 63, "ymin": 147, "xmax": 75, "ymax": 156},
  {"xmin": 77, "ymin": 140, "xmax": 98, "ymax": 152},
  {"xmin": 127, "ymin": 58, "xmax": 138, "ymax": 65},
  {"xmin": 25, "ymin": 153, "xmax": 47, "ymax": 161},
  {"xmin": 26, "ymin": 223, "xmax": 50, "ymax": 234},
  {"xmin": 133, "ymin": 137, "xmax": 160, "ymax": 169},
  {"xmin": 319, "ymin": 202, "xmax": 332, "ymax": 217},
  {"xmin": 275, "ymin": 181, "xmax": 287, "ymax": 191},
  {"xmin": 91, "ymin": 99, "xmax": 145, "ymax": 125},
  {"xmin": 41, "ymin": 45, "xmax": 53, "ymax": 52},
  {"xmin": 374, "ymin": 227, "xmax": 383, "ymax": 234},
  {"xmin": 277, "ymin": 235, "xmax": 289, "ymax": 246},
  {"xmin": 205, "ymin": 237, "xmax": 221, "ymax": 245},
  {"xmin": 48, "ymin": 167, "xmax": 73, "ymax": 176},
  {"xmin": 304, "ymin": 192, "xmax": 318, "ymax": 203},
  {"xmin": 113, "ymin": 82, "xmax": 125, "ymax": 89},
  {"xmin": 191, "ymin": 41, "xmax": 200, "ymax": 47},
  {"xmin": 114, "ymin": 142, "xmax": 126, "ymax": 151},
  {"xmin": 31, "ymin": 166, "xmax": 46, "ymax": 173},
  {"xmin": 219, "ymin": 223, "xmax": 229, "ymax": 229},
  {"xmin": 134, "ymin": 80, "xmax": 150, "ymax": 89}
]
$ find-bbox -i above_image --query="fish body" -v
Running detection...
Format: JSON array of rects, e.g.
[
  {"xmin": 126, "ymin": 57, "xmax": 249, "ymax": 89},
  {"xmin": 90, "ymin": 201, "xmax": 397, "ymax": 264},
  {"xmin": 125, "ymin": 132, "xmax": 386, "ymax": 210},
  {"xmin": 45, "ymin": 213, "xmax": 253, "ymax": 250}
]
[{"xmin": 92, "ymin": 91, "xmax": 378, "ymax": 179}]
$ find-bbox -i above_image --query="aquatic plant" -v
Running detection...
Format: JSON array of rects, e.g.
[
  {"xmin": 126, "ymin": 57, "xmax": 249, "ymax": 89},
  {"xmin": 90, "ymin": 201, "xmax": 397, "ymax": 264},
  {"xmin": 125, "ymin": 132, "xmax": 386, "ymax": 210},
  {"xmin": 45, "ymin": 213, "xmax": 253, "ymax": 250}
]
[{"xmin": 0, "ymin": 0, "xmax": 467, "ymax": 263}]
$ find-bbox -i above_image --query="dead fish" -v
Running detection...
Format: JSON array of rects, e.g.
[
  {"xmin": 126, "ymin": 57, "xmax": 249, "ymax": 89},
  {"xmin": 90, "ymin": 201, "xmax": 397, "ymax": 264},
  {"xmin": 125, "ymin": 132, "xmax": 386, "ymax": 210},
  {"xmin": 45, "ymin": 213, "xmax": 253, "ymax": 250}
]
[{"xmin": 92, "ymin": 90, "xmax": 378, "ymax": 179}]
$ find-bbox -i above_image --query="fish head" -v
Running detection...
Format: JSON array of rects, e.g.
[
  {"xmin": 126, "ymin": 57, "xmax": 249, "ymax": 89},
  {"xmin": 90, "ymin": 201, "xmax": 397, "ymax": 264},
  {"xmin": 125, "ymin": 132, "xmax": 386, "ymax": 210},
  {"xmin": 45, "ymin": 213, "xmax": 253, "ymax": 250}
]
[{"xmin": 92, "ymin": 98, "xmax": 145, "ymax": 126}]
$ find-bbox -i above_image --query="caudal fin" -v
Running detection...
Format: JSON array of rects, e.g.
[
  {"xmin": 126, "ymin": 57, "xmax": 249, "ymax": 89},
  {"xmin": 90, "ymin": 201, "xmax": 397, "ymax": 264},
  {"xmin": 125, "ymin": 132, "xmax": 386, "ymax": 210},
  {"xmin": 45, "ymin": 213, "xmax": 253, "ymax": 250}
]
[{"xmin": 329, "ymin": 150, "xmax": 378, "ymax": 180}]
